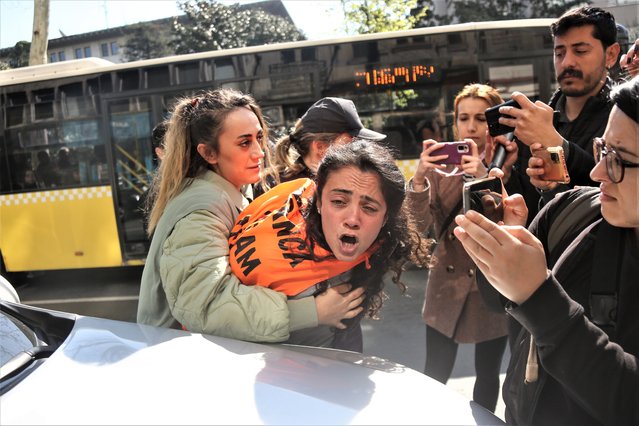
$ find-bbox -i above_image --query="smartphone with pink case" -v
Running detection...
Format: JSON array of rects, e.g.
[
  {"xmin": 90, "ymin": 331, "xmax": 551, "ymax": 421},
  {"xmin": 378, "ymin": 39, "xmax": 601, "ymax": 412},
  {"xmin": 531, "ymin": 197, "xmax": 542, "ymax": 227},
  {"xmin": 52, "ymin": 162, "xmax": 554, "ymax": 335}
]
[{"xmin": 430, "ymin": 141, "xmax": 471, "ymax": 165}]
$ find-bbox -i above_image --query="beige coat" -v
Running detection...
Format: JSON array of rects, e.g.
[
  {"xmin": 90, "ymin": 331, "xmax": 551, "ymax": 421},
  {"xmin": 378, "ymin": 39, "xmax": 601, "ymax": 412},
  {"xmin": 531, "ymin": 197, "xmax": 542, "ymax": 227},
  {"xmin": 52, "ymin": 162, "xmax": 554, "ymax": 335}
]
[{"xmin": 407, "ymin": 170, "xmax": 507, "ymax": 343}]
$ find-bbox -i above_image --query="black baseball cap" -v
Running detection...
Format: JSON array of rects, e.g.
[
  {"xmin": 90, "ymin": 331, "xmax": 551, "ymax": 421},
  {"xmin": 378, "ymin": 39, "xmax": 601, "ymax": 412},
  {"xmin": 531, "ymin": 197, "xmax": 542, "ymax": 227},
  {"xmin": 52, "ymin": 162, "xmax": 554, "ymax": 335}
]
[{"xmin": 300, "ymin": 97, "xmax": 386, "ymax": 141}]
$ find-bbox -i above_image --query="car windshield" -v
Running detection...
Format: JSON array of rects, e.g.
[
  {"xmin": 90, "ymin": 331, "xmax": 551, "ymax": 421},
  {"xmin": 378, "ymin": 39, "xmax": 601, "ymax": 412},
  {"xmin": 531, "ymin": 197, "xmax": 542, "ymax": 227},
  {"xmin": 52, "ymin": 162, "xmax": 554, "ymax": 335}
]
[
  {"xmin": 0, "ymin": 302, "xmax": 75, "ymax": 393},
  {"xmin": 0, "ymin": 310, "xmax": 38, "ymax": 367}
]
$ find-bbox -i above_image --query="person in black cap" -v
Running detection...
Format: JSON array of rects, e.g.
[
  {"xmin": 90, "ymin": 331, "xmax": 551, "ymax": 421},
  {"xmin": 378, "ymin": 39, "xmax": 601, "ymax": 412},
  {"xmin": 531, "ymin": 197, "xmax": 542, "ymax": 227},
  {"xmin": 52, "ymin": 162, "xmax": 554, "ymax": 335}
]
[
  {"xmin": 151, "ymin": 120, "xmax": 168, "ymax": 165},
  {"xmin": 254, "ymin": 97, "xmax": 386, "ymax": 197}
]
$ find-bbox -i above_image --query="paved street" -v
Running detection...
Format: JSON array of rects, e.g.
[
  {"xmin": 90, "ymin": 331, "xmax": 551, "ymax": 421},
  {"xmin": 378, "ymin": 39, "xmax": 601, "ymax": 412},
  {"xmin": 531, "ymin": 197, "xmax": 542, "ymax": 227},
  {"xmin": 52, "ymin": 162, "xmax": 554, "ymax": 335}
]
[
  {"xmin": 14, "ymin": 265, "xmax": 508, "ymax": 421},
  {"xmin": 361, "ymin": 268, "xmax": 508, "ymax": 421}
]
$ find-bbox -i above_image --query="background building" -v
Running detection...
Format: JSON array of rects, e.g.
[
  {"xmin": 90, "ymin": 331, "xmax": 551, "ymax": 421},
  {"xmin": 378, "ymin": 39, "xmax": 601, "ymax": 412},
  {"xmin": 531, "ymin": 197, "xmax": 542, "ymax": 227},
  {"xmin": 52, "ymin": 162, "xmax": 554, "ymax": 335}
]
[{"xmin": 0, "ymin": 0, "xmax": 293, "ymax": 66}]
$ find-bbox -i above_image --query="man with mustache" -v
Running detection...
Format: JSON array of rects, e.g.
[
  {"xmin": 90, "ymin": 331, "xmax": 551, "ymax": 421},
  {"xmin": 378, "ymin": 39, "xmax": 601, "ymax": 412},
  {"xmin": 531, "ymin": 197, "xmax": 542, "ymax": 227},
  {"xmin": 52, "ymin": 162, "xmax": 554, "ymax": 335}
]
[{"xmin": 498, "ymin": 7, "xmax": 622, "ymax": 208}]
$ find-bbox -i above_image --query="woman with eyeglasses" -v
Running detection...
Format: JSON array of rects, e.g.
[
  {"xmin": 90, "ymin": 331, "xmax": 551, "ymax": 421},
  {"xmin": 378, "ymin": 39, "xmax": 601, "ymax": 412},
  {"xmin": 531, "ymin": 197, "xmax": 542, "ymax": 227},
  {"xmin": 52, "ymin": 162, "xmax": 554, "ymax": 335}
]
[{"xmin": 454, "ymin": 75, "xmax": 639, "ymax": 424}]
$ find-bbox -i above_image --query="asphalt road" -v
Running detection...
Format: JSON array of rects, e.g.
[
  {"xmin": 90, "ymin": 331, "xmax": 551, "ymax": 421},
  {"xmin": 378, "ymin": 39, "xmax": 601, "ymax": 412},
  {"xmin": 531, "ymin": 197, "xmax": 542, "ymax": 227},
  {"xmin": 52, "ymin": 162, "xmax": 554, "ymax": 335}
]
[{"xmin": 12, "ymin": 265, "xmax": 508, "ymax": 420}]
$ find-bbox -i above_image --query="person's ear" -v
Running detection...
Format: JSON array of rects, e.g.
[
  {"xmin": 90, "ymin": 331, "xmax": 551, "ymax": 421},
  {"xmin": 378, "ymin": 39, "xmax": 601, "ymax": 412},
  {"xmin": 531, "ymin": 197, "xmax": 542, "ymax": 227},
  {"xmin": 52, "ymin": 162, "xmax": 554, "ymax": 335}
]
[
  {"xmin": 314, "ymin": 140, "xmax": 329, "ymax": 158},
  {"xmin": 197, "ymin": 143, "xmax": 217, "ymax": 165},
  {"xmin": 154, "ymin": 146, "xmax": 165, "ymax": 160},
  {"xmin": 605, "ymin": 42, "xmax": 621, "ymax": 70}
]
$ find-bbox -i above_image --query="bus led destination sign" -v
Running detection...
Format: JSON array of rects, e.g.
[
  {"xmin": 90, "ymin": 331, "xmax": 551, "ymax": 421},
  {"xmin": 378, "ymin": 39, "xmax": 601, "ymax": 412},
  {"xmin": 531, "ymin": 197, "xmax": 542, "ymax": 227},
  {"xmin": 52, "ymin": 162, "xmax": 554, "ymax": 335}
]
[{"xmin": 355, "ymin": 65, "xmax": 436, "ymax": 88}]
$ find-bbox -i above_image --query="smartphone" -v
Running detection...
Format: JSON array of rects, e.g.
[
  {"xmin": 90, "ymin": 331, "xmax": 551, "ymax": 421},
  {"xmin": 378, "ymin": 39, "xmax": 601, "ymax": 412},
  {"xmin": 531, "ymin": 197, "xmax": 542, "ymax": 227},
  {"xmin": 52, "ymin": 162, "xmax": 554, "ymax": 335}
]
[
  {"xmin": 462, "ymin": 176, "xmax": 504, "ymax": 223},
  {"xmin": 532, "ymin": 146, "xmax": 570, "ymax": 183},
  {"xmin": 430, "ymin": 141, "xmax": 471, "ymax": 165},
  {"xmin": 485, "ymin": 99, "xmax": 521, "ymax": 137}
]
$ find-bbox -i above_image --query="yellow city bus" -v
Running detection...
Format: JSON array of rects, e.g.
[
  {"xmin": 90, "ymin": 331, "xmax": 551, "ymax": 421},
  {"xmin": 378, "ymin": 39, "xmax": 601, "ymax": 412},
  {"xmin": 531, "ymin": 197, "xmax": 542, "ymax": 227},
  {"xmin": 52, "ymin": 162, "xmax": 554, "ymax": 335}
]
[{"xmin": 0, "ymin": 19, "xmax": 556, "ymax": 276}]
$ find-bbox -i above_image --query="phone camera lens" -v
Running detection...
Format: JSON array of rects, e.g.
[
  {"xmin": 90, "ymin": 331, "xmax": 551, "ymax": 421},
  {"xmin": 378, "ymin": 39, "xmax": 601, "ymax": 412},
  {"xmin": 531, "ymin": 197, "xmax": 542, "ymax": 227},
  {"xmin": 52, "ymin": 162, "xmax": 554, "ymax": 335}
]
[{"xmin": 550, "ymin": 153, "xmax": 559, "ymax": 162}]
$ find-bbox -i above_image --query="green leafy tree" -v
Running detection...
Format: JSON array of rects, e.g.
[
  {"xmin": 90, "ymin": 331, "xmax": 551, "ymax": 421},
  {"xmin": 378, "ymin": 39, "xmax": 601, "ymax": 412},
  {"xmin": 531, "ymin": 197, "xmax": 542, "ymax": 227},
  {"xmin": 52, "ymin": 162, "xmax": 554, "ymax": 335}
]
[
  {"xmin": 4, "ymin": 41, "xmax": 31, "ymax": 69},
  {"xmin": 246, "ymin": 9, "xmax": 307, "ymax": 46},
  {"xmin": 341, "ymin": 0, "xmax": 427, "ymax": 34},
  {"xmin": 526, "ymin": 0, "xmax": 588, "ymax": 18},
  {"xmin": 124, "ymin": 24, "xmax": 174, "ymax": 61},
  {"xmin": 172, "ymin": 0, "xmax": 304, "ymax": 54},
  {"xmin": 448, "ymin": 0, "xmax": 529, "ymax": 22},
  {"xmin": 416, "ymin": 0, "xmax": 587, "ymax": 26}
]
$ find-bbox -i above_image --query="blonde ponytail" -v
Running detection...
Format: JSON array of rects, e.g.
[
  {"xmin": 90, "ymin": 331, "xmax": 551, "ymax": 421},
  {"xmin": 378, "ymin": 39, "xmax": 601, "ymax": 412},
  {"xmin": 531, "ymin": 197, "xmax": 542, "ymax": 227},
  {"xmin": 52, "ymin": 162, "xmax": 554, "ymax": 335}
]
[
  {"xmin": 273, "ymin": 134, "xmax": 297, "ymax": 179},
  {"xmin": 146, "ymin": 99, "xmax": 195, "ymax": 235}
]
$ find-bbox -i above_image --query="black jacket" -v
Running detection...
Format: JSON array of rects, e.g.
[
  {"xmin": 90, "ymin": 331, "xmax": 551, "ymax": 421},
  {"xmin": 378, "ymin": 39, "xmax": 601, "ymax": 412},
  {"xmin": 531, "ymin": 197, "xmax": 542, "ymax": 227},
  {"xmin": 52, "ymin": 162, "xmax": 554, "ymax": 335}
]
[
  {"xmin": 479, "ymin": 188, "xmax": 639, "ymax": 425},
  {"xmin": 509, "ymin": 78, "xmax": 614, "ymax": 217},
  {"xmin": 547, "ymin": 78, "xmax": 613, "ymax": 188}
]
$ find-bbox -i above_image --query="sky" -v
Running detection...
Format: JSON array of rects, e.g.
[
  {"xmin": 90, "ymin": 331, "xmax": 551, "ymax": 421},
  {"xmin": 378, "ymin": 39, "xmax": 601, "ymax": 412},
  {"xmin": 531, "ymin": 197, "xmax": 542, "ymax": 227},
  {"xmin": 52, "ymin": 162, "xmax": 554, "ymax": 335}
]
[{"xmin": 0, "ymin": 0, "xmax": 347, "ymax": 49}]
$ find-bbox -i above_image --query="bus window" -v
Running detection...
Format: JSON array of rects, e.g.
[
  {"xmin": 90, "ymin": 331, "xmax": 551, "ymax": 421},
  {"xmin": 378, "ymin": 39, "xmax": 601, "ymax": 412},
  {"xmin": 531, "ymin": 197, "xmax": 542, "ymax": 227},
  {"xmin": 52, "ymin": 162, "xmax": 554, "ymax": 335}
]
[
  {"xmin": 61, "ymin": 82, "xmax": 98, "ymax": 118},
  {"xmin": 176, "ymin": 61, "xmax": 201, "ymax": 85},
  {"xmin": 61, "ymin": 120, "xmax": 104, "ymax": 186},
  {"xmin": 6, "ymin": 92, "xmax": 27, "ymax": 127},
  {"xmin": 19, "ymin": 127, "xmax": 60, "ymax": 148},
  {"xmin": 33, "ymin": 88, "xmax": 56, "ymax": 121},
  {"xmin": 3, "ymin": 120, "xmax": 104, "ymax": 190},
  {"xmin": 117, "ymin": 70, "xmax": 141, "ymax": 92},
  {"xmin": 214, "ymin": 57, "xmax": 237, "ymax": 80},
  {"xmin": 145, "ymin": 66, "xmax": 171, "ymax": 89}
]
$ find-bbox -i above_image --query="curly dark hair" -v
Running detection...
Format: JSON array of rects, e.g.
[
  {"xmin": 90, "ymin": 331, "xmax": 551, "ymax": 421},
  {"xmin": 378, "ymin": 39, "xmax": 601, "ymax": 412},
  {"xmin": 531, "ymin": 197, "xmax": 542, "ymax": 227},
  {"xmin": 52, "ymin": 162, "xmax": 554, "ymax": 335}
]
[{"xmin": 304, "ymin": 139, "xmax": 433, "ymax": 318}]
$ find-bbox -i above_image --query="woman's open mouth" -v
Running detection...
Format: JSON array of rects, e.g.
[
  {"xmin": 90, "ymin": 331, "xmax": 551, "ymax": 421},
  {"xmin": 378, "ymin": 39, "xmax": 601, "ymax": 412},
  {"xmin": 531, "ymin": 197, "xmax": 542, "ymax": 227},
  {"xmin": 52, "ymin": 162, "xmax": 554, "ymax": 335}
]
[{"xmin": 338, "ymin": 234, "xmax": 359, "ymax": 257}]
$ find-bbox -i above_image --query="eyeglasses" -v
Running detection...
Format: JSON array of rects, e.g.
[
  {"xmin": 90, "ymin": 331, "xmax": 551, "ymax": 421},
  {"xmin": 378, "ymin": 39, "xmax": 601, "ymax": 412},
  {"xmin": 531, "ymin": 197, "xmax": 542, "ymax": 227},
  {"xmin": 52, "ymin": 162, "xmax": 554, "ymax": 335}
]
[{"xmin": 592, "ymin": 137, "xmax": 639, "ymax": 183}]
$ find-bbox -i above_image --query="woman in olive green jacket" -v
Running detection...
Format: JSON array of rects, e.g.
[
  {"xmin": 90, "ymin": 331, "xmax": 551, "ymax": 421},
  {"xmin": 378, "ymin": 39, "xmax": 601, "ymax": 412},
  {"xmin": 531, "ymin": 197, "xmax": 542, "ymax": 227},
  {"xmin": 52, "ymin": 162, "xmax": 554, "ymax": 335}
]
[{"xmin": 137, "ymin": 89, "xmax": 364, "ymax": 342}]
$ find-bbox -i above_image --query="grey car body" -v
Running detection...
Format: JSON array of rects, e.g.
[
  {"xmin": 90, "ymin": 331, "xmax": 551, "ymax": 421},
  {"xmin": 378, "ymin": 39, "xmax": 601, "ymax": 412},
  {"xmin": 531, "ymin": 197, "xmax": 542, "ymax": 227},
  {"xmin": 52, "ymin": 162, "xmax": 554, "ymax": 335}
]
[{"xmin": 0, "ymin": 300, "xmax": 504, "ymax": 425}]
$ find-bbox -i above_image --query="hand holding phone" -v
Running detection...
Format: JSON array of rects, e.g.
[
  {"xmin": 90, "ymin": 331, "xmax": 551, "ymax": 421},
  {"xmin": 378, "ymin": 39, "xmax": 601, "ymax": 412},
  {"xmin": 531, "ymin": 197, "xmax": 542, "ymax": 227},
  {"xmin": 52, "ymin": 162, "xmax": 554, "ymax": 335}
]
[
  {"xmin": 532, "ymin": 146, "xmax": 570, "ymax": 183},
  {"xmin": 620, "ymin": 42, "xmax": 639, "ymax": 71},
  {"xmin": 462, "ymin": 176, "xmax": 504, "ymax": 224},
  {"xmin": 430, "ymin": 141, "xmax": 471, "ymax": 165},
  {"xmin": 485, "ymin": 99, "xmax": 521, "ymax": 136}
]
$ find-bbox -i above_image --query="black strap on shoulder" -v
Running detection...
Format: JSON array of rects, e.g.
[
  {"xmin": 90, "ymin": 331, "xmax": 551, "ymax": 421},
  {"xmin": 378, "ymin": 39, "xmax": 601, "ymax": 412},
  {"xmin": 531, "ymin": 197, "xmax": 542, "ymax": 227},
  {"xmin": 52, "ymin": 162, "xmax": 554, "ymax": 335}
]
[
  {"xmin": 589, "ymin": 220, "xmax": 624, "ymax": 337},
  {"xmin": 545, "ymin": 187, "xmax": 621, "ymax": 337},
  {"xmin": 547, "ymin": 187, "xmax": 601, "ymax": 264}
]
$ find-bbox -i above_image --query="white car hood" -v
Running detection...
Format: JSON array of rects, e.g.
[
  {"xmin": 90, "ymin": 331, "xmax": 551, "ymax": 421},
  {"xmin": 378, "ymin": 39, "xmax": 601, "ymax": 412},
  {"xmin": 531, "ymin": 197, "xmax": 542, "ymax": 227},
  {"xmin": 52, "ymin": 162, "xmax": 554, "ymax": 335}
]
[{"xmin": 1, "ymin": 316, "xmax": 502, "ymax": 425}]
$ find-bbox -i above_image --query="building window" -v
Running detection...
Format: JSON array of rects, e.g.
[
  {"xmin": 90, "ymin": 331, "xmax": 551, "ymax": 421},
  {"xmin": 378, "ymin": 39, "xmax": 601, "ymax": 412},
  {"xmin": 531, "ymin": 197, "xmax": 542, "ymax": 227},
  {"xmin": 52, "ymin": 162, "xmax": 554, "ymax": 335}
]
[
  {"xmin": 84, "ymin": 46, "xmax": 91, "ymax": 57},
  {"xmin": 58, "ymin": 51, "xmax": 66, "ymax": 61},
  {"xmin": 75, "ymin": 48, "xmax": 82, "ymax": 59},
  {"xmin": 50, "ymin": 53, "xmax": 57, "ymax": 63},
  {"xmin": 110, "ymin": 41, "xmax": 119, "ymax": 55},
  {"xmin": 280, "ymin": 50, "xmax": 294, "ymax": 64},
  {"xmin": 101, "ymin": 43, "xmax": 109, "ymax": 57}
]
